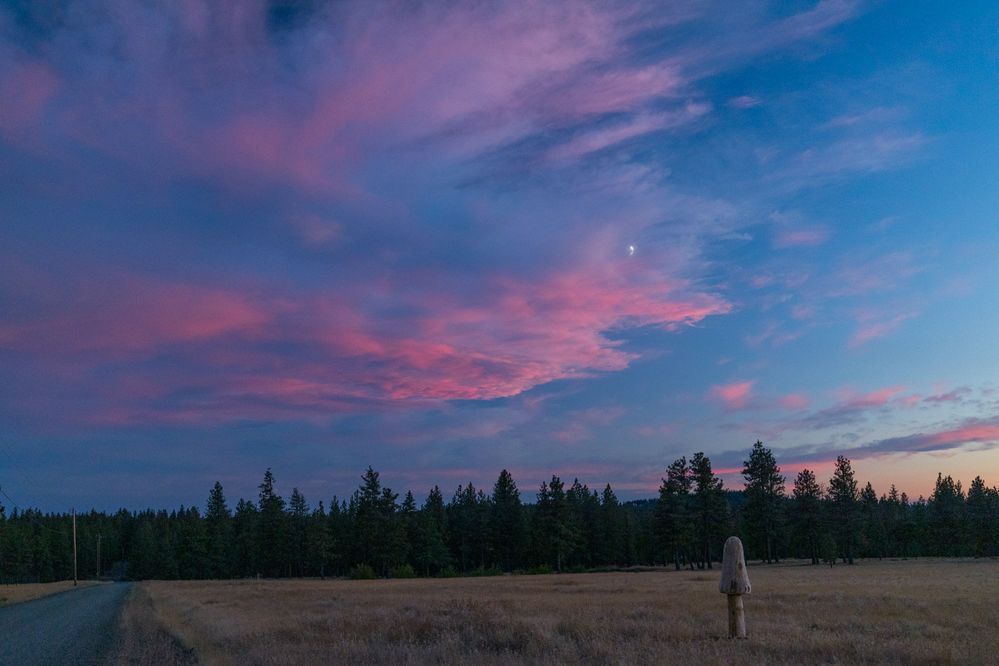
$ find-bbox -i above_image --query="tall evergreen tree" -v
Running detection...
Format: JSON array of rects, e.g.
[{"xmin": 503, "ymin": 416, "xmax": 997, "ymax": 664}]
[
  {"xmin": 205, "ymin": 481, "xmax": 232, "ymax": 578},
  {"xmin": 414, "ymin": 487, "xmax": 451, "ymax": 575},
  {"xmin": 928, "ymin": 473, "xmax": 965, "ymax": 556},
  {"xmin": 859, "ymin": 482, "xmax": 886, "ymax": 558},
  {"xmin": 353, "ymin": 467, "xmax": 407, "ymax": 575},
  {"xmin": 176, "ymin": 506, "xmax": 208, "ymax": 579},
  {"xmin": 257, "ymin": 469, "xmax": 287, "ymax": 577},
  {"xmin": 400, "ymin": 491, "xmax": 419, "ymax": 570},
  {"xmin": 232, "ymin": 498, "xmax": 259, "ymax": 577},
  {"xmin": 827, "ymin": 456, "xmax": 860, "ymax": 564},
  {"xmin": 306, "ymin": 501, "xmax": 330, "ymax": 577},
  {"xmin": 288, "ymin": 488, "xmax": 309, "ymax": 577},
  {"xmin": 327, "ymin": 497, "xmax": 348, "ymax": 576},
  {"xmin": 689, "ymin": 452, "xmax": 727, "ymax": 569},
  {"xmin": 741, "ymin": 440, "xmax": 786, "ymax": 563},
  {"xmin": 491, "ymin": 470, "xmax": 524, "ymax": 571},
  {"xmin": 655, "ymin": 457, "xmax": 693, "ymax": 570},
  {"xmin": 598, "ymin": 484, "xmax": 625, "ymax": 566},
  {"xmin": 791, "ymin": 469, "xmax": 823, "ymax": 564},
  {"xmin": 566, "ymin": 479, "xmax": 599, "ymax": 568},
  {"xmin": 534, "ymin": 476, "xmax": 579, "ymax": 571}
]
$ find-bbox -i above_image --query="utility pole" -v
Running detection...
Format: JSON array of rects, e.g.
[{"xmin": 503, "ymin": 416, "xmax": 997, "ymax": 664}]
[
  {"xmin": 96, "ymin": 534, "xmax": 102, "ymax": 579},
  {"xmin": 72, "ymin": 508, "xmax": 78, "ymax": 587}
]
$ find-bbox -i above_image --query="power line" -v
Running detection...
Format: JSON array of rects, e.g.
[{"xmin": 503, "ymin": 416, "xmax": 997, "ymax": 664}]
[
  {"xmin": 0, "ymin": 486, "xmax": 74, "ymax": 536},
  {"xmin": 0, "ymin": 439, "xmax": 77, "ymax": 535}
]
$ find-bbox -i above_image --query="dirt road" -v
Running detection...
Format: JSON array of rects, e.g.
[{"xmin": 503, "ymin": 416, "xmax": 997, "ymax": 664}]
[{"xmin": 0, "ymin": 582, "xmax": 131, "ymax": 665}]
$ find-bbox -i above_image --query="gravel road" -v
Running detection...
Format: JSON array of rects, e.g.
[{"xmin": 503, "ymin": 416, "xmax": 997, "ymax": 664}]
[{"xmin": 0, "ymin": 582, "xmax": 132, "ymax": 666}]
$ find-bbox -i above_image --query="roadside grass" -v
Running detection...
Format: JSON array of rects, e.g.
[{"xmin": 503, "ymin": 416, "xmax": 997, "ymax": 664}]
[
  {"xmin": 131, "ymin": 558, "xmax": 999, "ymax": 665},
  {"xmin": 0, "ymin": 580, "xmax": 101, "ymax": 606},
  {"xmin": 110, "ymin": 585, "xmax": 198, "ymax": 665}
]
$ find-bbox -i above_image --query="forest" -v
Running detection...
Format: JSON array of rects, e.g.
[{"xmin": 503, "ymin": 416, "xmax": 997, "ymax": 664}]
[{"xmin": 1, "ymin": 442, "xmax": 997, "ymax": 583}]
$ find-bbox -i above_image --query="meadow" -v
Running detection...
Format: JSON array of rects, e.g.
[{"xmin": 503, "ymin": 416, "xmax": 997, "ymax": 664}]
[{"xmin": 118, "ymin": 558, "xmax": 999, "ymax": 665}]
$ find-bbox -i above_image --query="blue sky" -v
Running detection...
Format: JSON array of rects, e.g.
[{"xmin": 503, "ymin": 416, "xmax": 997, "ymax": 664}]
[{"xmin": 2, "ymin": 0, "xmax": 998, "ymax": 510}]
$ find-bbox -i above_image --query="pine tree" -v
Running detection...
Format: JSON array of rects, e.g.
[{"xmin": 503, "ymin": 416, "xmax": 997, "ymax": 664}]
[
  {"xmin": 741, "ymin": 441, "xmax": 786, "ymax": 563},
  {"xmin": 306, "ymin": 501, "xmax": 330, "ymax": 577},
  {"xmin": 928, "ymin": 473, "xmax": 965, "ymax": 556},
  {"xmin": 655, "ymin": 457, "xmax": 693, "ymax": 570},
  {"xmin": 534, "ymin": 476, "xmax": 579, "ymax": 571},
  {"xmin": 130, "ymin": 517, "xmax": 158, "ymax": 580},
  {"xmin": 205, "ymin": 481, "xmax": 232, "ymax": 578},
  {"xmin": 791, "ymin": 469, "xmax": 823, "ymax": 564},
  {"xmin": 448, "ymin": 484, "xmax": 479, "ymax": 572},
  {"xmin": 400, "ymin": 490, "xmax": 419, "ymax": 570},
  {"xmin": 859, "ymin": 482, "xmax": 886, "ymax": 558},
  {"xmin": 257, "ymin": 469, "xmax": 287, "ymax": 577},
  {"xmin": 288, "ymin": 488, "xmax": 309, "ymax": 577},
  {"xmin": 827, "ymin": 456, "xmax": 860, "ymax": 564},
  {"xmin": 566, "ymin": 479, "xmax": 598, "ymax": 568},
  {"xmin": 598, "ymin": 484, "xmax": 625, "ymax": 566},
  {"xmin": 414, "ymin": 487, "xmax": 451, "ymax": 575},
  {"xmin": 327, "ymin": 497, "xmax": 348, "ymax": 576},
  {"xmin": 352, "ymin": 467, "xmax": 407, "ymax": 576},
  {"xmin": 491, "ymin": 470, "xmax": 524, "ymax": 571},
  {"xmin": 689, "ymin": 452, "xmax": 727, "ymax": 569},
  {"xmin": 176, "ymin": 506, "xmax": 208, "ymax": 579},
  {"xmin": 232, "ymin": 499, "xmax": 259, "ymax": 577}
]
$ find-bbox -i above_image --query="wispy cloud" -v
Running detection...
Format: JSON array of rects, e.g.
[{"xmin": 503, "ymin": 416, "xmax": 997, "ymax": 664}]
[{"xmin": 710, "ymin": 381, "xmax": 755, "ymax": 411}]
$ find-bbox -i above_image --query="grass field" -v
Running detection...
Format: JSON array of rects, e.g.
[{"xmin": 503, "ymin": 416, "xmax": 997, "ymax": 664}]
[
  {"xmin": 0, "ymin": 580, "xmax": 101, "ymax": 606},
  {"xmin": 126, "ymin": 559, "xmax": 999, "ymax": 665}
]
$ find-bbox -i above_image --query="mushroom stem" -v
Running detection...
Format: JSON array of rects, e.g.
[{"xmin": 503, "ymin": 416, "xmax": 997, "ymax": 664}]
[{"xmin": 727, "ymin": 593, "xmax": 746, "ymax": 639}]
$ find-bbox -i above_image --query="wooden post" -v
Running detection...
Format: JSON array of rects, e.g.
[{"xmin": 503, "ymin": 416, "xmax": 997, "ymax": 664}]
[
  {"xmin": 72, "ymin": 508, "xmax": 78, "ymax": 587},
  {"xmin": 719, "ymin": 536, "xmax": 750, "ymax": 639}
]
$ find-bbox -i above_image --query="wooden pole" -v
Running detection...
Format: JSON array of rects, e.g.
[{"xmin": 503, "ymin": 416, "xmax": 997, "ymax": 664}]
[
  {"xmin": 72, "ymin": 508, "xmax": 78, "ymax": 587},
  {"xmin": 719, "ymin": 536, "xmax": 750, "ymax": 639},
  {"xmin": 727, "ymin": 593, "xmax": 746, "ymax": 639},
  {"xmin": 96, "ymin": 534, "xmax": 102, "ymax": 579}
]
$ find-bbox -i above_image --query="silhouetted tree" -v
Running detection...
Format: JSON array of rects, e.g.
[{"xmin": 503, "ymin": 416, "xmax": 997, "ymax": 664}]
[
  {"xmin": 598, "ymin": 484, "xmax": 625, "ymax": 566},
  {"xmin": 742, "ymin": 440, "xmax": 785, "ymax": 563},
  {"xmin": 205, "ymin": 481, "xmax": 232, "ymax": 578},
  {"xmin": 655, "ymin": 457, "xmax": 693, "ymax": 570},
  {"xmin": 257, "ymin": 469, "xmax": 287, "ymax": 577},
  {"xmin": 288, "ymin": 488, "xmax": 309, "ymax": 577},
  {"xmin": 791, "ymin": 469, "xmax": 823, "ymax": 564},
  {"xmin": 827, "ymin": 456, "xmax": 860, "ymax": 564},
  {"xmin": 928, "ymin": 473, "xmax": 965, "ymax": 556},
  {"xmin": 491, "ymin": 470, "xmax": 524, "ymax": 571},
  {"xmin": 690, "ymin": 452, "xmax": 727, "ymax": 569}
]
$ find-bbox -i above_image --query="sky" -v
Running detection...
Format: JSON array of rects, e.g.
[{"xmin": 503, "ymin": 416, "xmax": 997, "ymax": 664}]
[{"xmin": 2, "ymin": 0, "xmax": 999, "ymax": 511}]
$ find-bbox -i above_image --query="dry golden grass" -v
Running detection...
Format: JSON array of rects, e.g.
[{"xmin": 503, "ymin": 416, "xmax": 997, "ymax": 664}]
[
  {"xmin": 0, "ymin": 580, "xmax": 101, "ymax": 606},
  {"xmin": 110, "ymin": 585, "xmax": 197, "ymax": 666},
  {"xmin": 136, "ymin": 559, "xmax": 999, "ymax": 665}
]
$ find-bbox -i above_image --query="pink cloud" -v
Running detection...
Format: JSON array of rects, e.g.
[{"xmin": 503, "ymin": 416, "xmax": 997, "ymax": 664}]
[
  {"xmin": 779, "ymin": 393, "xmax": 810, "ymax": 410},
  {"xmin": 545, "ymin": 103, "xmax": 710, "ymax": 162},
  {"xmin": 0, "ymin": 275, "xmax": 267, "ymax": 356},
  {"xmin": 710, "ymin": 381, "xmax": 755, "ymax": 411},
  {"xmin": 1, "ymin": 258, "xmax": 728, "ymax": 425},
  {"xmin": 0, "ymin": 0, "xmax": 870, "ymax": 434},
  {"xmin": 848, "ymin": 309, "xmax": 918, "ymax": 348},
  {"xmin": 836, "ymin": 385, "xmax": 908, "ymax": 409},
  {"xmin": 926, "ymin": 423, "xmax": 999, "ymax": 447},
  {"xmin": 728, "ymin": 95, "xmax": 761, "ymax": 109},
  {"xmin": 773, "ymin": 226, "xmax": 830, "ymax": 248}
]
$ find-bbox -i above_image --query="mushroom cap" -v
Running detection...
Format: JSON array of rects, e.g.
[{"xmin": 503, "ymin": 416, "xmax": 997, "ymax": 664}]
[{"xmin": 719, "ymin": 536, "xmax": 751, "ymax": 594}]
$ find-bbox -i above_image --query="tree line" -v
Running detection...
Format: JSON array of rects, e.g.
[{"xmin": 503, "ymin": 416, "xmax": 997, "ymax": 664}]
[{"xmin": 2, "ymin": 442, "xmax": 998, "ymax": 582}]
